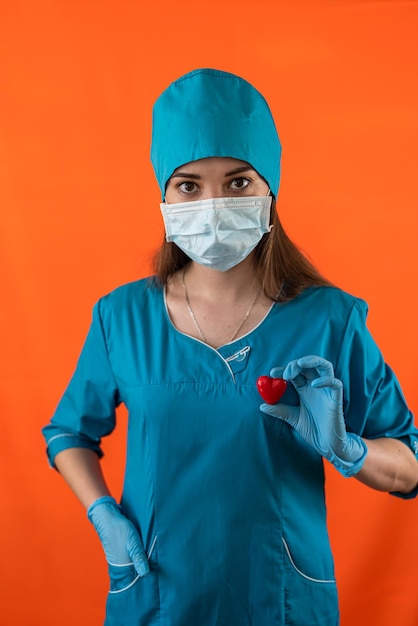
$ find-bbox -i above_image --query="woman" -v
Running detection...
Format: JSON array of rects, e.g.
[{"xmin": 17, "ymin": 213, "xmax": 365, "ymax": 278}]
[{"xmin": 42, "ymin": 69, "xmax": 418, "ymax": 626}]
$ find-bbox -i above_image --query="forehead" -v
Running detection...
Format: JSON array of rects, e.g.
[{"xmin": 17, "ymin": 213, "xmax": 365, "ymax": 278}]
[{"xmin": 171, "ymin": 157, "xmax": 256, "ymax": 176}]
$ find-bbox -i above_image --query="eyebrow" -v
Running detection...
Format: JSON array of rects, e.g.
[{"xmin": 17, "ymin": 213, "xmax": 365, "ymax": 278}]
[
  {"xmin": 170, "ymin": 172, "xmax": 201, "ymax": 180},
  {"xmin": 170, "ymin": 165, "xmax": 255, "ymax": 180},
  {"xmin": 224, "ymin": 166, "xmax": 255, "ymax": 176}
]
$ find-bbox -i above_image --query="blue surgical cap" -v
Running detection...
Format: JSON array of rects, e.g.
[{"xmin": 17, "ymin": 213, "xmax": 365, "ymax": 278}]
[{"xmin": 150, "ymin": 68, "xmax": 282, "ymax": 198}]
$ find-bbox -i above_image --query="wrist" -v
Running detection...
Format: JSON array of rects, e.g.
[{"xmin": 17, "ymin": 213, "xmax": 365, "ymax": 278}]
[
  {"xmin": 87, "ymin": 495, "xmax": 120, "ymax": 521},
  {"xmin": 331, "ymin": 435, "xmax": 368, "ymax": 478}
]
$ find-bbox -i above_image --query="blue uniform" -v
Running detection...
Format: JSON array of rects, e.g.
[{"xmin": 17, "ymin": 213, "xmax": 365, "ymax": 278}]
[{"xmin": 42, "ymin": 279, "xmax": 418, "ymax": 626}]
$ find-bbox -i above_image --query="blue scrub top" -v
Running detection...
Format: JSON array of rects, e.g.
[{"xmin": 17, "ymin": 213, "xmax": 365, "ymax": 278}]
[{"xmin": 42, "ymin": 280, "xmax": 418, "ymax": 626}]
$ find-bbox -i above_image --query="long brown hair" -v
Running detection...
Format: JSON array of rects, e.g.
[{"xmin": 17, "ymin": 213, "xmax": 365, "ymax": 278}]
[{"xmin": 153, "ymin": 199, "xmax": 333, "ymax": 302}]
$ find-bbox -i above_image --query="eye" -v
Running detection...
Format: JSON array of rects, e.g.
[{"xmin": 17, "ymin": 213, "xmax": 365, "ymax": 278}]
[
  {"xmin": 228, "ymin": 177, "xmax": 251, "ymax": 191},
  {"xmin": 177, "ymin": 181, "xmax": 199, "ymax": 194}
]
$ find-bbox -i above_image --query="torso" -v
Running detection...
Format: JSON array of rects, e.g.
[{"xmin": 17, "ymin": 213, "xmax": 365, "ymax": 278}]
[{"xmin": 49, "ymin": 277, "xmax": 412, "ymax": 624}]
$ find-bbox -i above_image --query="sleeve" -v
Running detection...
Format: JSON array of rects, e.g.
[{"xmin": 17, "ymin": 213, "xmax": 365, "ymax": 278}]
[
  {"xmin": 41, "ymin": 298, "xmax": 121, "ymax": 468},
  {"xmin": 335, "ymin": 298, "xmax": 418, "ymax": 499}
]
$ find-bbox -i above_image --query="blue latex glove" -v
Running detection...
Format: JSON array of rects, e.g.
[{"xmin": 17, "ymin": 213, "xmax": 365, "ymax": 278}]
[
  {"xmin": 260, "ymin": 355, "xmax": 368, "ymax": 477},
  {"xmin": 87, "ymin": 496, "xmax": 149, "ymax": 577}
]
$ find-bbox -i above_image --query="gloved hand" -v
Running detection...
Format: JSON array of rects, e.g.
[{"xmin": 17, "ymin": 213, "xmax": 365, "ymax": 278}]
[
  {"xmin": 259, "ymin": 355, "xmax": 368, "ymax": 477},
  {"xmin": 87, "ymin": 496, "xmax": 149, "ymax": 577}
]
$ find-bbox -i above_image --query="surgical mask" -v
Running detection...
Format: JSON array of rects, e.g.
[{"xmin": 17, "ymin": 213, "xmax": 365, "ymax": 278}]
[{"xmin": 160, "ymin": 195, "xmax": 273, "ymax": 271}]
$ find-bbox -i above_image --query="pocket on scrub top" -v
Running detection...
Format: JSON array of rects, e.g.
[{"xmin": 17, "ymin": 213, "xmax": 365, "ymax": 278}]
[
  {"xmin": 108, "ymin": 534, "xmax": 158, "ymax": 595},
  {"xmin": 105, "ymin": 536, "xmax": 160, "ymax": 626},
  {"xmin": 108, "ymin": 562, "xmax": 139, "ymax": 594},
  {"xmin": 282, "ymin": 536, "xmax": 338, "ymax": 625},
  {"xmin": 282, "ymin": 536, "xmax": 335, "ymax": 584}
]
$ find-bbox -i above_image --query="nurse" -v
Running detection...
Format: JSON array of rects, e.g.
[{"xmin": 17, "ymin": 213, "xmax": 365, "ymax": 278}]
[{"xmin": 42, "ymin": 69, "xmax": 418, "ymax": 626}]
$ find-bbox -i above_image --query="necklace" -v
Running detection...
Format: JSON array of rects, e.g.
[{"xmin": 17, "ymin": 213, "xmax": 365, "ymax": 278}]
[{"xmin": 182, "ymin": 267, "xmax": 261, "ymax": 344}]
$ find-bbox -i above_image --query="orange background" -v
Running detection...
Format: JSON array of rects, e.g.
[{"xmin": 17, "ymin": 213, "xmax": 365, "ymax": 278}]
[{"xmin": 1, "ymin": 1, "xmax": 417, "ymax": 624}]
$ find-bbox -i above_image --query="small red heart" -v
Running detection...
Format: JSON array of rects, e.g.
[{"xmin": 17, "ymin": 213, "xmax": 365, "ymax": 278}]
[{"xmin": 256, "ymin": 376, "xmax": 287, "ymax": 405}]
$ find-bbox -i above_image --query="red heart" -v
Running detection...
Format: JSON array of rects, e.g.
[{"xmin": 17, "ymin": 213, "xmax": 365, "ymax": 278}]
[{"xmin": 256, "ymin": 376, "xmax": 287, "ymax": 405}]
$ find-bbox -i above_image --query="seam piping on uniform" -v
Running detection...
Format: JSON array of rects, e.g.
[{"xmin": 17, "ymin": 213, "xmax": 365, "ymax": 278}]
[
  {"xmin": 282, "ymin": 538, "xmax": 335, "ymax": 584},
  {"xmin": 47, "ymin": 433, "xmax": 77, "ymax": 445},
  {"xmin": 225, "ymin": 346, "xmax": 250, "ymax": 362},
  {"xmin": 218, "ymin": 353, "xmax": 236, "ymax": 383},
  {"xmin": 147, "ymin": 535, "xmax": 157, "ymax": 559},
  {"xmin": 108, "ymin": 574, "xmax": 141, "ymax": 594}
]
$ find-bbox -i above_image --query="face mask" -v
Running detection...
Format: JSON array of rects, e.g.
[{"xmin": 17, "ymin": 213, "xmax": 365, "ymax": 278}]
[{"xmin": 160, "ymin": 195, "xmax": 273, "ymax": 271}]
